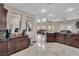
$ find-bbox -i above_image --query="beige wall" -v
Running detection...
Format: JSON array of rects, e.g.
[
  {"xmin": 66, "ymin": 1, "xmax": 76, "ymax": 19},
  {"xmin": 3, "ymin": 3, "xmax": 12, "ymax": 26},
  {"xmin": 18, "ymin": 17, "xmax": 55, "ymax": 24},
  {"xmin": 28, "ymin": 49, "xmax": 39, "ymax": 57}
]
[
  {"xmin": 4, "ymin": 5, "xmax": 37, "ymax": 41},
  {"xmin": 37, "ymin": 19, "xmax": 79, "ymax": 33}
]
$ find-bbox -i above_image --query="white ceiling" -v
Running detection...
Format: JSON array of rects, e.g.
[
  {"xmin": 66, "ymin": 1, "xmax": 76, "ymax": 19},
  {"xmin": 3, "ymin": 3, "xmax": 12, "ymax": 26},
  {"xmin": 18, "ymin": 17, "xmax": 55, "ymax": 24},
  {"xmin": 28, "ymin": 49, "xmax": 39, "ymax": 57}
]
[{"xmin": 5, "ymin": 3, "xmax": 79, "ymax": 22}]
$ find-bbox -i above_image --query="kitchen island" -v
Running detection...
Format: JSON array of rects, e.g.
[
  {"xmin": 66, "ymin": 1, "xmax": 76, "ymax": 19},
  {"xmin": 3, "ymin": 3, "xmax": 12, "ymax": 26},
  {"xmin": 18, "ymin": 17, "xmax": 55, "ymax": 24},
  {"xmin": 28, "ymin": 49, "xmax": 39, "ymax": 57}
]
[
  {"xmin": 0, "ymin": 36, "xmax": 30, "ymax": 56},
  {"xmin": 47, "ymin": 33, "xmax": 79, "ymax": 48}
]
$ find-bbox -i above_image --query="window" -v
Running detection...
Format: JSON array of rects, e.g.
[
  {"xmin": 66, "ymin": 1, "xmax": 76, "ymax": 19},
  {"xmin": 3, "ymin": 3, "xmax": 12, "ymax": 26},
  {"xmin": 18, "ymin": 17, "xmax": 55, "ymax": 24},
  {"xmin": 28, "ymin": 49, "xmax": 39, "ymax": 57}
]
[
  {"xmin": 8, "ymin": 13, "xmax": 21, "ymax": 33},
  {"xmin": 66, "ymin": 26, "xmax": 72, "ymax": 30},
  {"xmin": 52, "ymin": 26, "xmax": 54, "ymax": 30},
  {"xmin": 42, "ymin": 26, "xmax": 46, "ymax": 29},
  {"xmin": 48, "ymin": 26, "xmax": 51, "ymax": 31},
  {"xmin": 42, "ymin": 18, "xmax": 47, "ymax": 22},
  {"xmin": 60, "ymin": 26, "xmax": 65, "ymax": 30},
  {"xmin": 37, "ymin": 19, "xmax": 41, "ymax": 23},
  {"xmin": 37, "ymin": 18, "xmax": 47, "ymax": 23},
  {"xmin": 60, "ymin": 25, "xmax": 72, "ymax": 31}
]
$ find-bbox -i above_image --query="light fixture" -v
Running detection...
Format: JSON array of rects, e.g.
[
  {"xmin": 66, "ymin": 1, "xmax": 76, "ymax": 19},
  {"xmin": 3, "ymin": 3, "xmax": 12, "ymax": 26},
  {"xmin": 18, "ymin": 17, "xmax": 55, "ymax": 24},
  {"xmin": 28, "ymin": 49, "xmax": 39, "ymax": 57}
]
[
  {"xmin": 67, "ymin": 7, "xmax": 74, "ymax": 12},
  {"xmin": 41, "ymin": 9, "xmax": 46, "ymax": 13},
  {"xmin": 48, "ymin": 14, "xmax": 52, "ymax": 17}
]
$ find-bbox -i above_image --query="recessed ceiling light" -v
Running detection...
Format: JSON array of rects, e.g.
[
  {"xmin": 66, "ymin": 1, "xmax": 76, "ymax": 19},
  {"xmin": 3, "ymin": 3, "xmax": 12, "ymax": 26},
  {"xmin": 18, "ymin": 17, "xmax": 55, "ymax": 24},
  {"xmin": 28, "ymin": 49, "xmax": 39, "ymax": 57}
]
[
  {"xmin": 41, "ymin": 9, "xmax": 46, "ymax": 13},
  {"xmin": 67, "ymin": 8, "xmax": 74, "ymax": 12},
  {"xmin": 48, "ymin": 14, "xmax": 52, "ymax": 17}
]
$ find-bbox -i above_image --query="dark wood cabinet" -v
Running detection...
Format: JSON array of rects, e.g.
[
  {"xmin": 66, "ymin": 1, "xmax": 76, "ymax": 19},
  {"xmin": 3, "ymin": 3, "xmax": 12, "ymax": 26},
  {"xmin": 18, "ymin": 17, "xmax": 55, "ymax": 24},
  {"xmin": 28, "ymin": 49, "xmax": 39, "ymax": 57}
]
[
  {"xmin": 56, "ymin": 34, "xmax": 65, "ymax": 44},
  {"xmin": 21, "ymin": 38, "xmax": 29, "ymax": 49},
  {"xmin": 71, "ymin": 40, "xmax": 79, "ymax": 48},
  {"xmin": 47, "ymin": 33, "xmax": 79, "ymax": 48},
  {"xmin": 0, "ymin": 4, "xmax": 8, "ymax": 56},
  {"xmin": 47, "ymin": 33, "xmax": 56, "ymax": 42},
  {"xmin": 70, "ymin": 34, "xmax": 79, "ymax": 48},
  {"xmin": 9, "ymin": 36, "xmax": 29, "ymax": 55},
  {"xmin": 15, "ymin": 38, "xmax": 23, "ymax": 51},
  {"xmin": 0, "ymin": 7, "xmax": 8, "ymax": 30},
  {"xmin": 15, "ymin": 37, "xmax": 29, "ymax": 52},
  {"xmin": 0, "ymin": 36, "xmax": 30, "ymax": 56},
  {"xmin": 0, "ymin": 4, "xmax": 30, "ymax": 56},
  {"xmin": 7, "ymin": 39, "xmax": 16, "ymax": 55},
  {"xmin": 16, "ymin": 41, "xmax": 23, "ymax": 51},
  {"xmin": 64, "ymin": 34, "xmax": 72, "ymax": 45},
  {"xmin": 56, "ymin": 33, "xmax": 79, "ymax": 48},
  {"xmin": 0, "ymin": 42, "xmax": 7, "ymax": 56}
]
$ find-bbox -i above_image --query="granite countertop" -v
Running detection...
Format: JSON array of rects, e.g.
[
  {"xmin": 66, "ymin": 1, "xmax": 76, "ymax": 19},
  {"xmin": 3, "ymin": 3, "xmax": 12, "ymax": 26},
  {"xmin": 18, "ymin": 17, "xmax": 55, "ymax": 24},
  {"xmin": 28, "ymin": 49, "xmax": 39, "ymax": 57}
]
[
  {"xmin": 0, "ymin": 35, "xmax": 28, "ymax": 43},
  {"xmin": 47, "ymin": 32, "xmax": 79, "ymax": 35},
  {"xmin": 0, "ymin": 39, "xmax": 8, "ymax": 42}
]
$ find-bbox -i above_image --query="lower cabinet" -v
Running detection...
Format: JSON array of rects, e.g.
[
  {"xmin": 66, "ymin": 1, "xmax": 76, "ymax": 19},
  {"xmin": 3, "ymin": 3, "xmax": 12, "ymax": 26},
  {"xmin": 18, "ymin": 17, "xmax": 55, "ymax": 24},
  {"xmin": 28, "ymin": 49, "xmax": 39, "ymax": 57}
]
[
  {"xmin": 47, "ymin": 33, "xmax": 56, "ymax": 42},
  {"xmin": 15, "ymin": 40, "xmax": 23, "ymax": 51},
  {"xmin": 0, "ymin": 36, "xmax": 29, "ymax": 56},
  {"xmin": 9, "ymin": 37, "xmax": 29, "ymax": 55},
  {"xmin": 21, "ymin": 39, "xmax": 28, "ymax": 49},
  {"xmin": 56, "ymin": 34, "xmax": 65, "ymax": 44},
  {"xmin": 7, "ymin": 39, "xmax": 16, "ymax": 55},
  {"xmin": 47, "ymin": 33, "xmax": 79, "ymax": 48},
  {"xmin": 71, "ymin": 41, "xmax": 79, "ymax": 48},
  {"xmin": 71, "ymin": 35, "xmax": 79, "ymax": 48},
  {"xmin": 15, "ymin": 37, "xmax": 29, "ymax": 52},
  {"xmin": 56, "ymin": 33, "xmax": 79, "ymax": 48},
  {"xmin": 0, "ymin": 42, "xmax": 7, "ymax": 56},
  {"xmin": 65, "ymin": 35, "xmax": 72, "ymax": 45}
]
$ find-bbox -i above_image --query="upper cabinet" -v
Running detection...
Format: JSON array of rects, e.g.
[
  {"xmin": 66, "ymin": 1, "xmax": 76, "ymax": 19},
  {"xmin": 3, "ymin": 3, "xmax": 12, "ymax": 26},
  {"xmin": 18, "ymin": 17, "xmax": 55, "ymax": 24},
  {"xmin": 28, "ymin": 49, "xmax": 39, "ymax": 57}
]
[{"xmin": 0, "ymin": 4, "xmax": 8, "ymax": 30}]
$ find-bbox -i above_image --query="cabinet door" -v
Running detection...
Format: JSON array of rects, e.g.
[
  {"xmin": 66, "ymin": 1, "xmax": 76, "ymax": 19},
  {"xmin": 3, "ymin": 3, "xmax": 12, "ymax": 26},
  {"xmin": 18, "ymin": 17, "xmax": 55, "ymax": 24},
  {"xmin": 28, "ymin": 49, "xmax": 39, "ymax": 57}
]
[
  {"xmin": 47, "ymin": 33, "xmax": 56, "ymax": 42},
  {"xmin": 71, "ymin": 40, "xmax": 79, "ymax": 48},
  {"xmin": 0, "ymin": 8, "xmax": 8, "ymax": 30},
  {"xmin": 56, "ymin": 34, "xmax": 65, "ymax": 43},
  {"xmin": 0, "ymin": 42, "xmax": 7, "ymax": 56},
  {"xmin": 21, "ymin": 40, "xmax": 27, "ymax": 49},
  {"xmin": 7, "ymin": 39, "xmax": 15, "ymax": 55},
  {"xmin": 65, "ymin": 35, "xmax": 72, "ymax": 45},
  {"xmin": 15, "ymin": 37, "xmax": 29, "ymax": 52},
  {"xmin": 21, "ymin": 38, "xmax": 29, "ymax": 49},
  {"xmin": 71, "ymin": 35, "xmax": 79, "ymax": 48},
  {"xmin": 15, "ymin": 39, "xmax": 23, "ymax": 51}
]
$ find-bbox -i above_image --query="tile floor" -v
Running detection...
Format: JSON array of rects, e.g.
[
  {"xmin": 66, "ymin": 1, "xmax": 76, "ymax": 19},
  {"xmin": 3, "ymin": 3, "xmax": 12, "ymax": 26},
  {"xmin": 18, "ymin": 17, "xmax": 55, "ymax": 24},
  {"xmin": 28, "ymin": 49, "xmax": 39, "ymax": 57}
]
[{"xmin": 11, "ymin": 34, "xmax": 79, "ymax": 56}]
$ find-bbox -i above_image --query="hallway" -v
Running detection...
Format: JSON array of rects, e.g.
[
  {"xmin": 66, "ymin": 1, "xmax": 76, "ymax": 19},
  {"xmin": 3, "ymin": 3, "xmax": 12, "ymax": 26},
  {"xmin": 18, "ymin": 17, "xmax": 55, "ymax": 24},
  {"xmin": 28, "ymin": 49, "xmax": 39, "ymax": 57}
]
[{"xmin": 11, "ymin": 34, "xmax": 79, "ymax": 56}]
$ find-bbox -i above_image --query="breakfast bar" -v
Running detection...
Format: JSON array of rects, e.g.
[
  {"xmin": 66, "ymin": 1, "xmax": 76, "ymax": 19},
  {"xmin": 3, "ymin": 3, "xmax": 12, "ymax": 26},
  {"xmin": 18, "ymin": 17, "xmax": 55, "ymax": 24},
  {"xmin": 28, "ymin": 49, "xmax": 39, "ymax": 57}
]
[
  {"xmin": 47, "ymin": 33, "xmax": 79, "ymax": 48},
  {"xmin": 0, "ymin": 36, "xmax": 30, "ymax": 56}
]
